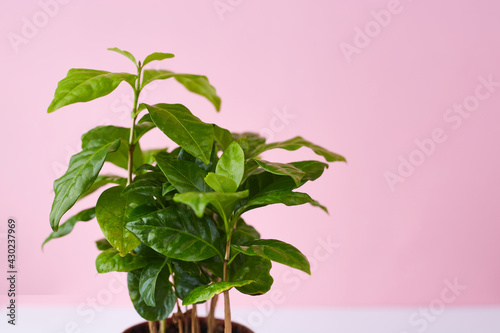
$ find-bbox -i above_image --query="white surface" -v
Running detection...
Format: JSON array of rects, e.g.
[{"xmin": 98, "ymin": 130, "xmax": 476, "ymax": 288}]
[{"xmin": 1, "ymin": 306, "xmax": 499, "ymax": 333}]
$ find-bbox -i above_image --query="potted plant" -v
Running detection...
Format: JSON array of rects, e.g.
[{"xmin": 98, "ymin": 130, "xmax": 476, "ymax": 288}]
[{"xmin": 44, "ymin": 48, "xmax": 345, "ymax": 333}]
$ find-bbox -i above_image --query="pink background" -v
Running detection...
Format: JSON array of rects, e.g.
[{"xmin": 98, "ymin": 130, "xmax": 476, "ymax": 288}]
[{"xmin": 1, "ymin": 0, "xmax": 500, "ymax": 309}]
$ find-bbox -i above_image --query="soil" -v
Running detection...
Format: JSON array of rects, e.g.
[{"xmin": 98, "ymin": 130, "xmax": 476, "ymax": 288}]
[{"xmin": 123, "ymin": 317, "xmax": 254, "ymax": 333}]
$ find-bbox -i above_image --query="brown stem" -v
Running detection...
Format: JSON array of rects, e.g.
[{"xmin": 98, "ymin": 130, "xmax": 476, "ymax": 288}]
[
  {"xmin": 160, "ymin": 319, "xmax": 167, "ymax": 333},
  {"xmin": 207, "ymin": 294, "xmax": 219, "ymax": 333},
  {"xmin": 223, "ymin": 236, "xmax": 232, "ymax": 333},
  {"xmin": 176, "ymin": 300, "xmax": 184, "ymax": 333},
  {"xmin": 191, "ymin": 304, "xmax": 201, "ymax": 333},
  {"xmin": 148, "ymin": 321, "xmax": 158, "ymax": 333}
]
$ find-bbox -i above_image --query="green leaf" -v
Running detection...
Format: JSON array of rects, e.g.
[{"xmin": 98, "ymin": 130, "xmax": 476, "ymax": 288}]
[
  {"xmin": 231, "ymin": 219, "xmax": 260, "ymax": 245},
  {"xmin": 231, "ymin": 255, "xmax": 273, "ymax": 295},
  {"xmin": 155, "ymin": 152, "xmax": 209, "ymax": 193},
  {"xmin": 95, "ymin": 186, "xmax": 153, "ymax": 255},
  {"xmin": 121, "ymin": 178, "xmax": 163, "ymax": 198},
  {"xmin": 172, "ymin": 261, "xmax": 210, "ymax": 300},
  {"xmin": 146, "ymin": 103, "xmax": 214, "ymax": 164},
  {"xmin": 48, "ymin": 69, "xmax": 136, "ymax": 113},
  {"xmin": 80, "ymin": 175, "xmax": 127, "ymax": 199},
  {"xmin": 139, "ymin": 260, "xmax": 168, "ymax": 307},
  {"xmin": 173, "ymin": 191, "xmax": 249, "ymax": 222},
  {"xmin": 252, "ymin": 136, "xmax": 346, "ymax": 162},
  {"xmin": 232, "ymin": 132, "xmax": 266, "ymax": 158},
  {"xmin": 142, "ymin": 148, "xmax": 167, "ymax": 165},
  {"xmin": 49, "ymin": 140, "xmax": 120, "ymax": 230},
  {"xmin": 108, "ymin": 47, "xmax": 137, "ymax": 65},
  {"xmin": 205, "ymin": 173, "xmax": 237, "ymax": 193},
  {"xmin": 213, "ymin": 125, "xmax": 233, "ymax": 150},
  {"xmin": 243, "ymin": 160, "xmax": 328, "ymax": 198},
  {"xmin": 216, "ymin": 141, "xmax": 245, "ymax": 187},
  {"xmin": 240, "ymin": 191, "xmax": 328, "ymax": 214},
  {"xmin": 178, "ymin": 146, "xmax": 217, "ymax": 173},
  {"xmin": 162, "ymin": 183, "xmax": 176, "ymax": 196},
  {"xmin": 182, "ymin": 280, "xmax": 254, "ymax": 305},
  {"xmin": 133, "ymin": 243, "xmax": 165, "ymax": 259},
  {"xmin": 142, "ymin": 52, "xmax": 175, "ymax": 66},
  {"xmin": 128, "ymin": 268, "xmax": 176, "ymax": 321},
  {"xmin": 81, "ymin": 125, "xmax": 143, "ymax": 171},
  {"xmin": 126, "ymin": 207, "xmax": 223, "ymax": 261},
  {"xmin": 174, "ymin": 74, "xmax": 221, "ymax": 111},
  {"xmin": 141, "ymin": 70, "xmax": 221, "ymax": 111},
  {"xmin": 95, "ymin": 248, "xmax": 148, "ymax": 273},
  {"xmin": 254, "ymin": 159, "xmax": 305, "ymax": 187},
  {"xmin": 42, "ymin": 208, "xmax": 95, "ymax": 248},
  {"xmin": 134, "ymin": 113, "xmax": 156, "ymax": 143},
  {"xmin": 95, "ymin": 238, "xmax": 112, "ymax": 251},
  {"xmin": 233, "ymin": 239, "xmax": 311, "ymax": 274}
]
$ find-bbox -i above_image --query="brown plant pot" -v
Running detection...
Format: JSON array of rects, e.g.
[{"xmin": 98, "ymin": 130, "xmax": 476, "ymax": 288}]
[{"xmin": 122, "ymin": 317, "xmax": 254, "ymax": 333}]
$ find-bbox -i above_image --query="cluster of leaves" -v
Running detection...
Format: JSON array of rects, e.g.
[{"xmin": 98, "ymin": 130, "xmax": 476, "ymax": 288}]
[{"xmin": 44, "ymin": 49, "xmax": 345, "ymax": 328}]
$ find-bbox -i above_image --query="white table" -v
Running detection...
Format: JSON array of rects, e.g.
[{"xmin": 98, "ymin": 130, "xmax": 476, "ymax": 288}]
[{"xmin": 2, "ymin": 305, "xmax": 499, "ymax": 333}]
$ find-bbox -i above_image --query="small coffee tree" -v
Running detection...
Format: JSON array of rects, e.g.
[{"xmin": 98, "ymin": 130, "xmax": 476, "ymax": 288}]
[{"xmin": 44, "ymin": 48, "xmax": 345, "ymax": 333}]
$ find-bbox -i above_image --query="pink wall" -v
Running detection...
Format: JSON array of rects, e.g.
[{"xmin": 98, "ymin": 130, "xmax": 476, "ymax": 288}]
[{"xmin": 1, "ymin": 0, "xmax": 500, "ymax": 308}]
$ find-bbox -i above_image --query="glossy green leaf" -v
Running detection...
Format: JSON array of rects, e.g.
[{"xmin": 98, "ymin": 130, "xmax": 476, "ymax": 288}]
[
  {"xmin": 81, "ymin": 125, "xmax": 143, "ymax": 171},
  {"xmin": 95, "ymin": 238, "xmax": 112, "ymax": 251},
  {"xmin": 162, "ymin": 183, "xmax": 176, "ymax": 196},
  {"xmin": 173, "ymin": 191, "xmax": 249, "ymax": 222},
  {"xmin": 142, "ymin": 52, "xmax": 175, "ymax": 66},
  {"xmin": 128, "ymin": 268, "xmax": 176, "ymax": 321},
  {"xmin": 231, "ymin": 255, "xmax": 273, "ymax": 295},
  {"xmin": 139, "ymin": 259, "xmax": 168, "ymax": 307},
  {"xmin": 126, "ymin": 207, "xmax": 223, "ymax": 261},
  {"xmin": 172, "ymin": 261, "xmax": 210, "ymax": 300},
  {"xmin": 252, "ymin": 136, "xmax": 346, "ymax": 162},
  {"xmin": 205, "ymin": 173, "xmax": 238, "ymax": 193},
  {"xmin": 141, "ymin": 70, "xmax": 221, "ymax": 111},
  {"xmin": 231, "ymin": 219, "xmax": 260, "ymax": 245},
  {"xmin": 198, "ymin": 256, "xmax": 224, "ymax": 278},
  {"xmin": 182, "ymin": 280, "xmax": 254, "ymax": 305},
  {"xmin": 155, "ymin": 152, "xmax": 209, "ymax": 193},
  {"xmin": 80, "ymin": 175, "xmax": 127, "ymax": 199},
  {"xmin": 240, "ymin": 191, "xmax": 328, "ymax": 214},
  {"xmin": 216, "ymin": 141, "xmax": 245, "ymax": 187},
  {"xmin": 47, "ymin": 69, "xmax": 136, "ymax": 113},
  {"xmin": 177, "ymin": 146, "xmax": 217, "ymax": 173},
  {"xmin": 289, "ymin": 160, "xmax": 329, "ymax": 182},
  {"xmin": 174, "ymin": 74, "xmax": 221, "ymax": 111},
  {"xmin": 142, "ymin": 148, "xmax": 167, "ymax": 165},
  {"xmin": 133, "ymin": 243, "xmax": 165, "ymax": 259},
  {"xmin": 213, "ymin": 124, "xmax": 233, "ymax": 150},
  {"xmin": 232, "ymin": 239, "xmax": 311, "ymax": 274},
  {"xmin": 254, "ymin": 159, "xmax": 305, "ymax": 187},
  {"xmin": 95, "ymin": 248, "xmax": 148, "ymax": 273},
  {"xmin": 134, "ymin": 113, "xmax": 156, "ymax": 143},
  {"xmin": 121, "ymin": 178, "xmax": 163, "ymax": 198},
  {"xmin": 108, "ymin": 47, "xmax": 137, "ymax": 65},
  {"xmin": 95, "ymin": 186, "xmax": 153, "ymax": 255},
  {"xmin": 146, "ymin": 103, "xmax": 214, "ymax": 164},
  {"xmin": 243, "ymin": 160, "xmax": 329, "ymax": 198},
  {"xmin": 49, "ymin": 140, "xmax": 120, "ymax": 230},
  {"xmin": 232, "ymin": 132, "xmax": 266, "ymax": 158},
  {"xmin": 42, "ymin": 208, "xmax": 95, "ymax": 248}
]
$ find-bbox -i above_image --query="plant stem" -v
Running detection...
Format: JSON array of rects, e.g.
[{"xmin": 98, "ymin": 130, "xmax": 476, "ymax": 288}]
[
  {"xmin": 191, "ymin": 304, "xmax": 201, "ymax": 333},
  {"xmin": 127, "ymin": 63, "xmax": 143, "ymax": 186},
  {"xmin": 176, "ymin": 299, "xmax": 184, "ymax": 333},
  {"xmin": 160, "ymin": 319, "xmax": 167, "ymax": 333},
  {"xmin": 223, "ymin": 234, "xmax": 233, "ymax": 333},
  {"xmin": 127, "ymin": 116, "xmax": 137, "ymax": 186},
  {"xmin": 207, "ymin": 294, "xmax": 218, "ymax": 333},
  {"xmin": 148, "ymin": 321, "xmax": 158, "ymax": 333}
]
